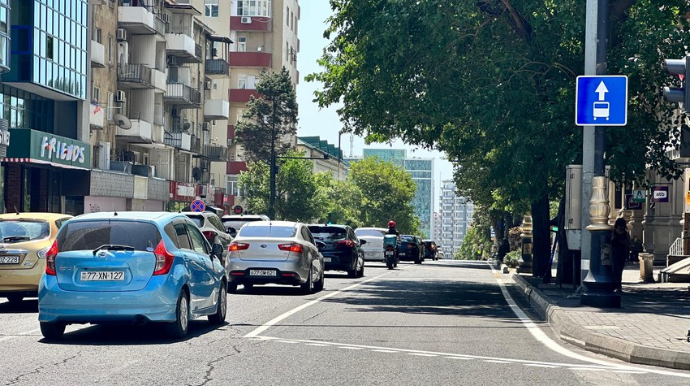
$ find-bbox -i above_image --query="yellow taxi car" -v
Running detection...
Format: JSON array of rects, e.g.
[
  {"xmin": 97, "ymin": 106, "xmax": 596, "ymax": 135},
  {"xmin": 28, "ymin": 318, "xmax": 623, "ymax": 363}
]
[{"xmin": 0, "ymin": 212, "xmax": 72, "ymax": 304}]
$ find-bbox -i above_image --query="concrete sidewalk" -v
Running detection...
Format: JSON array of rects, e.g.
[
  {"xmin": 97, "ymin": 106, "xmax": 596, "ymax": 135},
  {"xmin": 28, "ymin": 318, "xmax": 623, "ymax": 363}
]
[{"xmin": 510, "ymin": 263, "xmax": 690, "ymax": 370}]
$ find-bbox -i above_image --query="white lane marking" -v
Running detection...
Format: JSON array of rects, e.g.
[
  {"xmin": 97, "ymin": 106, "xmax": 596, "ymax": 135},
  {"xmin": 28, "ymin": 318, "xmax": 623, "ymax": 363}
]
[
  {"xmin": 488, "ymin": 263, "xmax": 690, "ymax": 378},
  {"xmin": 277, "ymin": 340, "xmax": 300, "ymax": 344},
  {"xmin": 410, "ymin": 353, "xmax": 437, "ymax": 357},
  {"xmin": 372, "ymin": 350, "xmax": 399, "ymax": 353},
  {"xmin": 524, "ymin": 364, "xmax": 558, "ymax": 368},
  {"xmin": 252, "ymin": 336, "xmax": 624, "ymax": 370},
  {"xmin": 339, "ymin": 346, "xmax": 364, "ymax": 350},
  {"xmin": 306, "ymin": 343, "xmax": 327, "ymax": 347},
  {"xmin": 484, "ymin": 360, "xmax": 509, "ymax": 364},
  {"xmin": 445, "ymin": 357, "xmax": 473, "ymax": 361},
  {"xmin": 244, "ymin": 267, "xmax": 409, "ymax": 338}
]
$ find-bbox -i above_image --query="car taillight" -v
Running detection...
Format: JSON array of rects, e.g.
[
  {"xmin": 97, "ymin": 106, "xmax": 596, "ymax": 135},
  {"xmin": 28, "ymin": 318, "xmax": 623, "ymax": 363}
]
[
  {"xmin": 45, "ymin": 240, "xmax": 59, "ymax": 276},
  {"xmin": 202, "ymin": 230, "xmax": 216, "ymax": 241},
  {"xmin": 407, "ymin": 243, "xmax": 416, "ymax": 248},
  {"xmin": 153, "ymin": 240, "xmax": 175, "ymax": 275},
  {"xmin": 229, "ymin": 242, "xmax": 249, "ymax": 251},
  {"xmin": 336, "ymin": 240, "xmax": 355, "ymax": 248},
  {"xmin": 278, "ymin": 243, "xmax": 303, "ymax": 253}
]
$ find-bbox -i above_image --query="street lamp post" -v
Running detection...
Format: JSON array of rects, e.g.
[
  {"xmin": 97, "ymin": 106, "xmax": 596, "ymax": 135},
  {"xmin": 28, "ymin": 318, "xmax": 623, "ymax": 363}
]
[{"xmin": 268, "ymin": 101, "xmax": 277, "ymax": 219}]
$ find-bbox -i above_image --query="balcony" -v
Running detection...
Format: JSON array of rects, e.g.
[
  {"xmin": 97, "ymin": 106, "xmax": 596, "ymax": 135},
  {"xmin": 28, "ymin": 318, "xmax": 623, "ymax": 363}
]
[
  {"xmin": 204, "ymin": 99, "xmax": 229, "ymax": 120},
  {"xmin": 165, "ymin": 33, "xmax": 201, "ymax": 63},
  {"xmin": 227, "ymin": 161, "xmax": 248, "ymax": 175},
  {"xmin": 229, "ymin": 88, "xmax": 261, "ymax": 104},
  {"xmin": 191, "ymin": 136, "xmax": 201, "ymax": 154},
  {"xmin": 118, "ymin": 5, "xmax": 158, "ymax": 35},
  {"xmin": 205, "ymin": 58, "xmax": 230, "ymax": 78},
  {"xmin": 228, "ymin": 51, "xmax": 272, "ymax": 68},
  {"xmin": 91, "ymin": 40, "xmax": 105, "ymax": 68},
  {"xmin": 117, "ymin": 64, "xmax": 153, "ymax": 89},
  {"xmin": 165, "ymin": 83, "xmax": 201, "ymax": 108},
  {"xmin": 164, "ymin": 131, "xmax": 191, "ymax": 151},
  {"xmin": 116, "ymin": 119, "xmax": 154, "ymax": 144},
  {"xmin": 201, "ymin": 145, "xmax": 228, "ymax": 161},
  {"xmin": 230, "ymin": 16, "xmax": 272, "ymax": 32},
  {"xmin": 151, "ymin": 68, "xmax": 167, "ymax": 92}
]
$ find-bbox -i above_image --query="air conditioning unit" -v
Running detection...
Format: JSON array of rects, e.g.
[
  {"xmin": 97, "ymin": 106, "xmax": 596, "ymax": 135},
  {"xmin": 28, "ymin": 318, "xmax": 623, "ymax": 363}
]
[
  {"xmin": 204, "ymin": 80, "xmax": 212, "ymax": 90},
  {"xmin": 115, "ymin": 90, "xmax": 126, "ymax": 103},
  {"xmin": 240, "ymin": 16, "xmax": 252, "ymax": 24},
  {"xmin": 116, "ymin": 28, "xmax": 127, "ymax": 42}
]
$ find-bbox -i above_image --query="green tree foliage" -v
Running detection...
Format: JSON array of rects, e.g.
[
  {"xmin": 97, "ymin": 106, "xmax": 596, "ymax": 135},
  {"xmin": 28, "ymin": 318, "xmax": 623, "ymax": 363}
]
[
  {"xmin": 308, "ymin": 0, "xmax": 690, "ymax": 277},
  {"xmin": 347, "ymin": 157, "xmax": 420, "ymax": 234},
  {"xmin": 238, "ymin": 152, "xmax": 326, "ymax": 222},
  {"xmin": 234, "ymin": 68, "xmax": 298, "ymax": 163},
  {"xmin": 313, "ymin": 173, "xmax": 364, "ymax": 227}
]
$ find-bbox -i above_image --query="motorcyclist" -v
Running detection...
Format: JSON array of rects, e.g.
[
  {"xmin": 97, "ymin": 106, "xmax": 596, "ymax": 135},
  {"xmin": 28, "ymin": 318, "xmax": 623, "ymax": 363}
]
[{"xmin": 386, "ymin": 220, "xmax": 399, "ymax": 236}]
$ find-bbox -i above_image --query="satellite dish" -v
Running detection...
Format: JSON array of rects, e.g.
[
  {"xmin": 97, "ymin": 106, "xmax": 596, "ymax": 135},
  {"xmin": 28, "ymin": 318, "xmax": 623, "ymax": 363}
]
[
  {"xmin": 192, "ymin": 167, "xmax": 202, "ymax": 181},
  {"xmin": 113, "ymin": 114, "xmax": 132, "ymax": 130}
]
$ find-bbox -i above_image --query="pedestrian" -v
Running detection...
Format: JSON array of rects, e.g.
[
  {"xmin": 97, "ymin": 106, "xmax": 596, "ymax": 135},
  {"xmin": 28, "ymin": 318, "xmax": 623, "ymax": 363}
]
[{"xmin": 610, "ymin": 218, "xmax": 630, "ymax": 292}]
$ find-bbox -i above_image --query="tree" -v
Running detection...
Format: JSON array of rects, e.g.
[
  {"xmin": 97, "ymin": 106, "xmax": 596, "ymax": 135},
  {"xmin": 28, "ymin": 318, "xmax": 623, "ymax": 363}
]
[
  {"xmin": 238, "ymin": 152, "xmax": 326, "ymax": 222},
  {"xmin": 307, "ymin": 1, "xmax": 690, "ymax": 278},
  {"xmin": 313, "ymin": 173, "xmax": 364, "ymax": 227},
  {"xmin": 347, "ymin": 157, "xmax": 420, "ymax": 234},
  {"xmin": 234, "ymin": 67, "xmax": 298, "ymax": 163}
]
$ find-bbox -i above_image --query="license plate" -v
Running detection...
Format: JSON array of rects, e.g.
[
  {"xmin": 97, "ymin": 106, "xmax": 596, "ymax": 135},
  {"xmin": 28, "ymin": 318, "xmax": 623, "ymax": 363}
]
[
  {"xmin": 323, "ymin": 257, "xmax": 332, "ymax": 262},
  {"xmin": 249, "ymin": 269, "xmax": 276, "ymax": 277},
  {"xmin": 384, "ymin": 251, "xmax": 394, "ymax": 256},
  {"xmin": 0, "ymin": 255, "xmax": 19, "ymax": 264},
  {"xmin": 399, "ymin": 253, "xmax": 406, "ymax": 256},
  {"xmin": 80, "ymin": 271, "xmax": 125, "ymax": 281}
]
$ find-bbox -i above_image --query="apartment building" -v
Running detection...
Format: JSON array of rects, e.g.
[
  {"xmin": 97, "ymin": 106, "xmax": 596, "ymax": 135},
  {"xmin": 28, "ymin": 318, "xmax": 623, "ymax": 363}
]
[
  {"xmin": 297, "ymin": 136, "xmax": 347, "ymax": 180},
  {"xmin": 439, "ymin": 180, "xmax": 474, "ymax": 258},
  {"xmin": 0, "ymin": 0, "xmax": 10, "ymax": 212},
  {"xmin": 226, "ymin": 0, "xmax": 300, "ymax": 204}
]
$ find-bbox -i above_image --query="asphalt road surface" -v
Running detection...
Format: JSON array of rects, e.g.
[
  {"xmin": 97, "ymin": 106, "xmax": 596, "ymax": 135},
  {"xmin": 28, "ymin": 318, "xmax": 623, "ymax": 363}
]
[{"xmin": 1, "ymin": 260, "xmax": 688, "ymax": 385}]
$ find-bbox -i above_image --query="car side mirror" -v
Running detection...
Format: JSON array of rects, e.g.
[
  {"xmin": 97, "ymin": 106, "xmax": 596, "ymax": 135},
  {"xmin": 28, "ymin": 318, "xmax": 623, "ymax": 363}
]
[
  {"xmin": 211, "ymin": 243, "xmax": 223, "ymax": 258},
  {"xmin": 360, "ymin": 239, "xmax": 367, "ymax": 245}
]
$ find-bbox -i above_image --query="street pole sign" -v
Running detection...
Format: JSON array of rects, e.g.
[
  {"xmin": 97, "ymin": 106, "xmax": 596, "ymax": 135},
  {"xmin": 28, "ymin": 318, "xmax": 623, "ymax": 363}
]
[
  {"xmin": 632, "ymin": 189, "xmax": 646, "ymax": 203},
  {"xmin": 191, "ymin": 199, "xmax": 205, "ymax": 212},
  {"xmin": 575, "ymin": 75, "xmax": 628, "ymax": 126}
]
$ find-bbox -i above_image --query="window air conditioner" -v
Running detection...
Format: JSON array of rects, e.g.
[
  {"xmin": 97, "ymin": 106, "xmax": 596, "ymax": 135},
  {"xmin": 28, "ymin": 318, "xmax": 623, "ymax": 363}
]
[
  {"xmin": 116, "ymin": 28, "xmax": 127, "ymax": 42},
  {"xmin": 115, "ymin": 90, "xmax": 126, "ymax": 102},
  {"xmin": 240, "ymin": 17, "xmax": 252, "ymax": 24}
]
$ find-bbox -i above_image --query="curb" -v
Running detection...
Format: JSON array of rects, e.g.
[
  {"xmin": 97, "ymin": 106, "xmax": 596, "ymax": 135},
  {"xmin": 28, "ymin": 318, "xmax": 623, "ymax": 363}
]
[{"xmin": 511, "ymin": 273, "xmax": 690, "ymax": 371}]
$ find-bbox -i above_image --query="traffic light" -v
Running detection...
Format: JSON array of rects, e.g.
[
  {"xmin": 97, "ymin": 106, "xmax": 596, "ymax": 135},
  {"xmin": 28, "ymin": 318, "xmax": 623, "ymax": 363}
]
[{"xmin": 662, "ymin": 56, "xmax": 690, "ymax": 109}]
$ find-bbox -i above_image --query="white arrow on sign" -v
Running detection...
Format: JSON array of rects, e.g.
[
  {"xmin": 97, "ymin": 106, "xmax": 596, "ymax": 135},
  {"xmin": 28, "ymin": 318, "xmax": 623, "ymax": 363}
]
[{"xmin": 595, "ymin": 81, "xmax": 609, "ymax": 101}]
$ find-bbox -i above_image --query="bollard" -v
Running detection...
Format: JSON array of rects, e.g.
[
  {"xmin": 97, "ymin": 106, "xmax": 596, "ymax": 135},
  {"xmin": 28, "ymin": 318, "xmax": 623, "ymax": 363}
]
[{"xmin": 638, "ymin": 253, "xmax": 655, "ymax": 283}]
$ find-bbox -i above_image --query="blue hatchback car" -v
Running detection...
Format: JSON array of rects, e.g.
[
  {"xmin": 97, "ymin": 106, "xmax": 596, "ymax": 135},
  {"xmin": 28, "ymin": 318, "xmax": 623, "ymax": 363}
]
[{"xmin": 38, "ymin": 212, "xmax": 227, "ymax": 340}]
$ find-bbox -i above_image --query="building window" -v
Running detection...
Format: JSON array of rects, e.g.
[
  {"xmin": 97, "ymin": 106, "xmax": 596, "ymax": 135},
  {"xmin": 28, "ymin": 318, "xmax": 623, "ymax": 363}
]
[
  {"xmin": 94, "ymin": 27, "xmax": 101, "ymax": 43},
  {"xmin": 108, "ymin": 35, "xmax": 112, "ymax": 63},
  {"xmin": 106, "ymin": 91, "xmax": 113, "ymax": 121},
  {"xmin": 238, "ymin": 75, "xmax": 246, "ymax": 89},
  {"xmin": 92, "ymin": 86, "xmax": 100, "ymax": 103},
  {"xmin": 46, "ymin": 36, "xmax": 54, "ymax": 60},
  {"xmin": 238, "ymin": 36, "xmax": 246, "ymax": 52},
  {"xmin": 286, "ymin": 6, "xmax": 289, "ymax": 26},
  {"xmin": 237, "ymin": 0, "xmax": 271, "ymax": 17},
  {"xmin": 205, "ymin": 0, "xmax": 219, "ymax": 17}
]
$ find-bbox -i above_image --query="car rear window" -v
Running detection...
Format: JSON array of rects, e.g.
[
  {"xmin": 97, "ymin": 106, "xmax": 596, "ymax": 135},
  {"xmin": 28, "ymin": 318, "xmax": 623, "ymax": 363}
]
[
  {"xmin": 401, "ymin": 236, "xmax": 415, "ymax": 242},
  {"xmin": 57, "ymin": 221, "xmax": 162, "ymax": 252},
  {"xmin": 308, "ymin": 226, "xmax": 347, "ymax": 241},
  {"xmin": 355, "ymin": 229, "xmax": 386, "ymax": 237},
  {"xmin": 186, "ymin": 216, "xmax": 204, "ymax": 228},
  {"xmin": 0, "ymin": 220, "xmax": 50, "ymax": 242},
  {"xmin": 238, "ymin": 225, "xmax": 296, "ymax": 238}
]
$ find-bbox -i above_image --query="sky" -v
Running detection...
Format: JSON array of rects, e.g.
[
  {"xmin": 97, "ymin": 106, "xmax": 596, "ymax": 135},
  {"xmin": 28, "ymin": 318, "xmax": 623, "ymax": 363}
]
[{"xmin": 295, "ymin": 2, "xmax": 455, "ymax": 211}]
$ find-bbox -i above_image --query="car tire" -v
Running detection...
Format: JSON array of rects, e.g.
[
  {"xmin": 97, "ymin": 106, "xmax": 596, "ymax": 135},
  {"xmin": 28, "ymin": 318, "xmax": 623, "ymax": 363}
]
[
  {"xmin": 314, "ymin": 269, "xmax": 325, "ymax": 292},
  {"xmin": 40, "ymin": 322, "xmax": 66, "ymax": 340},
  {"xmin": 6, "ymin": 294, "xmax": 23, "ymax": 304},
  {"xmin": 208, "ymin": 283, "xmax": 227, "ymax": 325},
  {"xmin": 358, "ymin": 262, "xmax": 365, "ymax": 278},
  {"xmin": 228, "ymin": 283, "xmax": 238, "ymax": 294},
  {"xmin": 300, "ymin": 266, "xmax": 314, "ymax": 294},
  {"xmin": 166, "ymin": 291, "xmax": 190, "ymax": 340}
]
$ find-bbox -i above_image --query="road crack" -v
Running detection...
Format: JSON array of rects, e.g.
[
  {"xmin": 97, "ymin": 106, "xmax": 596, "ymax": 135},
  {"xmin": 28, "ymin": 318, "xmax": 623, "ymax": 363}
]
[
  {"xmin": 5, "ymin": 354, "xmax": 79, "ymax": 385},
  {"xmin": 195, "ymin": 345, "xmax": 241, "ymax": 386}
]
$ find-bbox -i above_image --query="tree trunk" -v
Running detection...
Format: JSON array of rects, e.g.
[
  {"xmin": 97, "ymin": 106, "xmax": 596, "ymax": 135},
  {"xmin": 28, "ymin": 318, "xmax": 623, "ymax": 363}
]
[{"xmin": 531, "ymin": 194, "xmax": 551, "ymax": 278}]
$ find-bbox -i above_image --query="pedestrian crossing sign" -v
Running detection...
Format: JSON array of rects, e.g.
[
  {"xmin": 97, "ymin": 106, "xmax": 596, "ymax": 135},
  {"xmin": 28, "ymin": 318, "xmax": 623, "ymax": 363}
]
[{"xmin": 632, "ymin": 189, "xmax": 646, "ymax": 203}]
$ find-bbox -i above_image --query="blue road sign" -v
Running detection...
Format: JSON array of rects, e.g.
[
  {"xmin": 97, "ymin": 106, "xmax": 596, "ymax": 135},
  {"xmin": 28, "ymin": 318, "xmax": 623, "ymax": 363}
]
[
  {"xmin": 575, "ymin": 75, "xmax": 628, "ymax": 126},
  {"xmin": 191, "ymin": 199, "xmax": 205, "ymax": 212}
]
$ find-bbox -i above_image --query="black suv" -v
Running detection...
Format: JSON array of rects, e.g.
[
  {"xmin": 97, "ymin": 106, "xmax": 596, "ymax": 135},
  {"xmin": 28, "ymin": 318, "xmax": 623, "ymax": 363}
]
[
  {"xmin": 423, "ymin": 240, "xmax": 438, "ymax": 260},
  {"xmin": 398, "ymin": 235, "xmax": 424, "ymax": 264},
  {"xmin": 308, "ymin": 224, "xmax": 366, "ymax": 277}
]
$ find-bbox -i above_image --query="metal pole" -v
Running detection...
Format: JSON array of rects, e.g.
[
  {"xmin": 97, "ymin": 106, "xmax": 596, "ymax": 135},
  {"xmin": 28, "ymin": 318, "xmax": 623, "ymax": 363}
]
[
  {"xmin": 581, "ymin": 0, "xmax": 620, "ymax": 308},
  {"xmin": 337, "ymin": 132, "xmax": 342, "ymax": 180},
  {"xmin": 268, "ymin": 101, "xmax": 277, "ymax": 219}
]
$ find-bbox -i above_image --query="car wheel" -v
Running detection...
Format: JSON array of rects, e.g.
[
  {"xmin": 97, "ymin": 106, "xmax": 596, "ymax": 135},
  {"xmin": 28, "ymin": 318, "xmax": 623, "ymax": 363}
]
[
  {"xmin": 300, "ymin": 265, "xmax": 314, "ymax": 294},
  {"xmin": 40, "ymin": 322, "xmax": 66, "ymax": 340},
  {"xmin": 208, "ymin": 283, "xmax": 227, "ymax": 325},
  {"xmin": 358, "ymin": 262, "xmax": 365, "ymax": 277},
  {"xmin": 228, "ymin": 283, "xmax": 238, "ymax": 294},
  {"xmin": 6, "ymin": 294, "xmax": 23, "ymax": 304},
  {"xmin": 314, "ymin": 269, "xmax": 325, "ymax": 292},
  {"xmin": 166, "ymin": 291, "xmax": 190, "ymax": 339}
]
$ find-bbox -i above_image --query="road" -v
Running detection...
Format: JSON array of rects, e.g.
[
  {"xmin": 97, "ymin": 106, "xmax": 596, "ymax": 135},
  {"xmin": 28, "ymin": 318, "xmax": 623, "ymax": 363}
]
[{"xmin": 0, "ymin": 260, "xmax": 688, "ymax": 385}]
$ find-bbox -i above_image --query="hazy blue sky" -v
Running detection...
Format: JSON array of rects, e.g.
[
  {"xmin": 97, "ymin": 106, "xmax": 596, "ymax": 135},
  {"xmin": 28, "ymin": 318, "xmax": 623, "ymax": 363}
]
[{"xmin": 295, "ymin": 2, "xmax": 454, "ymax": 209}]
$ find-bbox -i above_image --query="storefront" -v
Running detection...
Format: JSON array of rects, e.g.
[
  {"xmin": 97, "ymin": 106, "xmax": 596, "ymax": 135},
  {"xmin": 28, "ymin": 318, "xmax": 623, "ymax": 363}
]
[{"xmin": 2, "ymin": 129, "xmax": 91, "ymax": 214}]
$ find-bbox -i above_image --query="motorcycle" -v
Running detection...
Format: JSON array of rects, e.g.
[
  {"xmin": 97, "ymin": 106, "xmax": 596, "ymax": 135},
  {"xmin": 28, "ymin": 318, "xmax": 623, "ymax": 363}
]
[{"xmin": 382, "ymin": 234, "xmax": 400, "ymax": 270}]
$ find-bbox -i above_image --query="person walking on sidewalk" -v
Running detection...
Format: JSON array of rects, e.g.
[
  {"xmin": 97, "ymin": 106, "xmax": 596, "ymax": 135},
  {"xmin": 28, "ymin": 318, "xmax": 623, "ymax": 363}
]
[{"xmin": 611, "ymin": 218, "xmax": 630, "ymax": 291}]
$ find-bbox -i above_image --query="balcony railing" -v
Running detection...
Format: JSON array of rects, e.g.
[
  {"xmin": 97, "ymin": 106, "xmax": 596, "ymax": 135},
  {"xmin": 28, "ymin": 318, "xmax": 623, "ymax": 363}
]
[
  {"xmin": 205, "ymin": 59, "xmax": 230, "ymax": 77},
  {"xmin": 164, "ymin": 131, "xmax": 179, "ymax": 148},
  {"xmin": 118, "ymin": 64, "xmax": 153, "ymax": 88},
  {"xmin": 164, "ymin": 83, "xmax": 201, "ymax": 107},
  {"xmin": 154, "ymin": 13, "xmax": 168, "ymax": 35},
  {"xmin": 167, "ymin": 21, "xmax": 192, "ymax": 36},
  {"xmin": 191, "ymin": 136, "xmax": 201, "ymax": 153},
  {"xmin": 201, "ymin": 145, "xmax": 228, "ymax": 161}
]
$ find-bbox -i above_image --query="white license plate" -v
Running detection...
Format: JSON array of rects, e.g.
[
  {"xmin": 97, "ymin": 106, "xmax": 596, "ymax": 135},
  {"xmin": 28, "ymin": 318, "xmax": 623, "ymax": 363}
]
[
  {"xmin": 0, "ymin": 255, "xmax": 19, "ymax": 264},
  {"xmin": 80, "ymin": 271, "xmax": 125, "ymax": 281},
  {"xmin": 323, "ymin": 257, "xmax": 332, "ymax": 262},
  {"xmin": 249, "ymin": 269, "xmax": 276, "ymax": 277},
  {"xmin": 399, "ymin": 253, "xmax": 406, "ymax": 256},
  {"xmin": 384, "ymin": 251, "xmax": 394, "ymax": 256}
]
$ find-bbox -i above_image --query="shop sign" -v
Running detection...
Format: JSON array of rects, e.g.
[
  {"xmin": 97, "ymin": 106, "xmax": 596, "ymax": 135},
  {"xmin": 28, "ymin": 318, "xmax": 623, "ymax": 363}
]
[{"xmin": 6, "ymin": 129, "xmax": 91, "ymax": 168}]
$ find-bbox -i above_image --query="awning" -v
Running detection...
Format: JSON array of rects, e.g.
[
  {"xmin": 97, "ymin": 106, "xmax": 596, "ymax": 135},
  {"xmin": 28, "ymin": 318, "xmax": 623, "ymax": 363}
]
[
  {"xmin": 3, "ymin": 129, "xmax": 92, "ymax": 170},
  {"xmin": 2, "ymin": 157, "xmax": 91, "ymax": 171}
]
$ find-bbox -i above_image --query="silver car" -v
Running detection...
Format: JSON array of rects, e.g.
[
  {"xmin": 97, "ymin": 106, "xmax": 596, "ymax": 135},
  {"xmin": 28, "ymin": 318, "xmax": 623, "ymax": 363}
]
[
  {"xmin": 355, "ymin": 227, "xmax": 388, "ymax": 262},
  {"xmin": 227, "ymin": 221, "xmax": 325, "ymax": 294}
]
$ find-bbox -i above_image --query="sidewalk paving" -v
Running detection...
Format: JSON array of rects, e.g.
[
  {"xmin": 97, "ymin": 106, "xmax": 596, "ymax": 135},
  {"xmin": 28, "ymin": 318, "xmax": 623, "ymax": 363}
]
[{"xmin": 510, "ymin": 262, "xmax": 690, "ymax": 370}]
